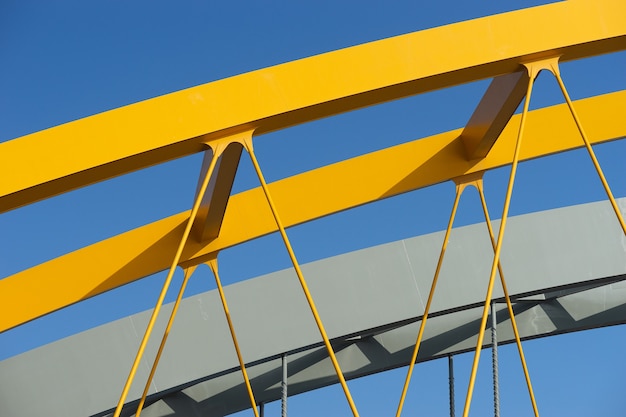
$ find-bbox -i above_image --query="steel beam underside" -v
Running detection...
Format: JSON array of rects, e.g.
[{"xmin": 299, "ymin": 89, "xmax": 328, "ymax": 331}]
[
  {"xmin": 1, "ymin": 0, "xmax": 625, "ymax": 213},
  {"xmin": 1, "ymin": 91, "xmax": 625, "ymax": 333},
  {"xmin": 1, "ymin": 198, "xmax": 625, "ymax": 417}
]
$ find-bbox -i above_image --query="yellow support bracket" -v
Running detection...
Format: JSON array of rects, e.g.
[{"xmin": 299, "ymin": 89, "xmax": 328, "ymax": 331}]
[
  {"xmin": 206, "ymin": 256, "xmax": 260, "ymax": 417},
  {"xmin": 1, "ymin": 0, "xmax": 624, "ymax": 213},
  {"xmin": 546, "ymin": 58, "xmax": 626, "ymax": 236},
  {"xmin": 241, "ymin": 135, "xmax": 361, "ymax": 417},
  {"xmin": 474, "ymin": 179, "xmax": 540, "ymax": 417},
  {"xmin": 135, "ymin": 265, "xmax": 198, "ymax": 417},
  {"xmin": 112, "ymin": 132, "xmax": 248, "ymax": 417},
  {"xmin": 396, "ymin": 171, "xmax": 481, "ymax": 417},
  {"xmin": 461, "ymin": 57, "xmax": 551, "ymax": 417},
  {"xmin": 461, "ymin": 55, "xmax": 626, "ymax": 417}
]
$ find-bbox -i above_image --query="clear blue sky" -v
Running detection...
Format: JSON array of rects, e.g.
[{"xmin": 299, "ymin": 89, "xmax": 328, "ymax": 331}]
[{"xmin": 1, "ymin": 1, "xmax": 625, "ymax": 416}]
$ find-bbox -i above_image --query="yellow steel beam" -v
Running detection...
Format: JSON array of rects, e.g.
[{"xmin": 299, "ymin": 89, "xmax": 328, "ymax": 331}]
[
  {"xmin": 1, "ymin": 0, "xmax": 625, "ymax": 213},
  {"xmin": 461, "ymin": 71, "xmax": 529, "ymax": 159},
  {"xmin": 192, "ymin": 143, "xmax": 244, "ymax": 242},
  {"xmin": 1, "ymin": 90, "xmax": 625, "ymax": 332}
]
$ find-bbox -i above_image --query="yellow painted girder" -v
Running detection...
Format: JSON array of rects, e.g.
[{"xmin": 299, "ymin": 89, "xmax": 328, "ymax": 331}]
[
  {"xmin": 1, "ymin": 0, "xmax": 625, "ymax": 213},
  {"xmin": 1, "ymin": 90, "xmax": 625, "ymax": 332},
  {"xmin": 461, "ymin": 71, "xmax": 529, "ymax": 159}
]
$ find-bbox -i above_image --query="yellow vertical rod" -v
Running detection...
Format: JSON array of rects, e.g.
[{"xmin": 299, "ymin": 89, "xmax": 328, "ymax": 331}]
[
  {"xmin": 207, "ymin": 257, "xmax": 260, "ymax": 417},
  {"xmin": 242, "ymin": 137, "xmax": 360, "ymax": 417},
  {"xmin": 476, "ymin": 182, "xmax": 540, "ymax": 417},
  {"xmin": 135, "ymin": 265, "xmax": 198, "ymax": 417},
  {"xmin": 550, "ymin": 62, "xmax": 626, "ymax": 236},
  {"xmin": 395, "ymin": 183, "xmax": 465, "ymax": 417},
  {"xmin": 113, "ymin": 143, "xmax": 224, "ymax": 417},
  {"xmin": 462, "ymin": 64, "xmax": 537, "ymax": 417}
]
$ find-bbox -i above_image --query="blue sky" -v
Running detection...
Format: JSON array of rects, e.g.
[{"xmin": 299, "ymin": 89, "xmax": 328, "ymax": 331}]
[{"xmin": 1, "ymin": 1, "xmax": 625, "ymax": 416}]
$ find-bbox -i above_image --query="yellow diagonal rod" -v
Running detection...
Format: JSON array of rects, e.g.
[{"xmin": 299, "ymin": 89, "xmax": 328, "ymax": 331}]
[
  {"xmin": 113, "ymin": 142, "xmax": 224, "ymax": 417},
  {"xmin": 135, "ymin": 265, "xmax": 198, "ymax": 417},
  {"xmin": 241, "ymin": 136, "xmax": 360, "ymax": 417},
  {"xmin": 395, "ymin": 182, "xmax": 465, "ymax": 417},
  {"xmin": 476, "ymin": 181, "xmax": 540, "ymax": 417},
  {"xmin": 207, "ymin": 257, "xmax": 260, "ymax": 417},
  {"xmin": 462, "ymin": 62, "xmax": 539, "ymax": 417},
  {"xmin": 549, "ymin": 61, "xmax": 626, "ymax": 236}
]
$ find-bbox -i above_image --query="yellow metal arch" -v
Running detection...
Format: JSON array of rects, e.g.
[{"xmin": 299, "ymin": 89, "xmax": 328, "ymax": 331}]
[
  {"xmin": 0, "ymin": 0, "xmax": 624, "ymax": 212},
  {"xmin": 2, "ymin": 2, "xmax": 626, "ymax": 416},
  {"xmin": 1, "ymin": 90, "xmax": 625, "ymax": 332}
]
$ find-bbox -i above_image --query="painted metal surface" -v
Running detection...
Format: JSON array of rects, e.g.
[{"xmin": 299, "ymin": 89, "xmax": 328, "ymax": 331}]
[
  {"xmin": 461, "ymin": 59, "xmax": 538, "ymax": 417},
  {"xmin": 0, "ymin": 0, "xmax": 624, "ymax": 213},
  {"xmin": 460, "ymin": 71, "xmax": 528, "ymax": 159},
  {"xmin": 192, "ymin": 143, "xmax": 243, "ymax": 243},
  {"xmin": 243, "ymin": 136, "xmax": 360, "ymax": 416},
  {"xmin": 1, "ymin": 91, "xmax": 625, "ymax": 334},
  {"xmin": 0, "ymin": 2, "xmax": 624, "ymax": 416},
  {"xmin": 1, "ymin": 199, "xmax": 625, "ymax": 417}
]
